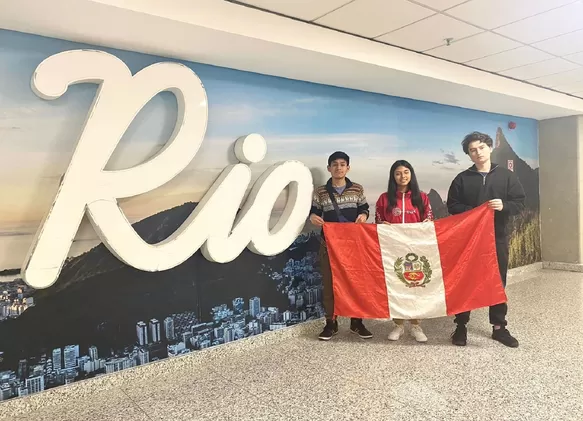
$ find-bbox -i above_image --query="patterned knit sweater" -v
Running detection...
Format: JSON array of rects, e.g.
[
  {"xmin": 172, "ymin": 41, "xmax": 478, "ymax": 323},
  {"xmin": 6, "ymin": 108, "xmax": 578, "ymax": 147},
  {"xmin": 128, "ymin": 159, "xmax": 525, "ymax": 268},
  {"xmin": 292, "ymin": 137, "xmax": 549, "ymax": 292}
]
[{"xmin": 310, "ymin": 178, "xmax": 370, "ymax": 223}]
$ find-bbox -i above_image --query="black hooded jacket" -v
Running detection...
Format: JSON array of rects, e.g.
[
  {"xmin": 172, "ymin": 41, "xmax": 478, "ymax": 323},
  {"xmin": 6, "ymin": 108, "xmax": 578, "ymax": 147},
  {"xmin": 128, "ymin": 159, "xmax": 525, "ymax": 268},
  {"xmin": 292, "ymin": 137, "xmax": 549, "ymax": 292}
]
[{"xmin": 446, "ymin": 164, "xmax": 526, "ymax": 240}]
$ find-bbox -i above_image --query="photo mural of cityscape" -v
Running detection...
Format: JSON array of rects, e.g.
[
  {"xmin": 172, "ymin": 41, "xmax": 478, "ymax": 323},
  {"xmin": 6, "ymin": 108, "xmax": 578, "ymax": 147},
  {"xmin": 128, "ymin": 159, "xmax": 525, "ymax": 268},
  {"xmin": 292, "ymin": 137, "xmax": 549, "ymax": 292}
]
[{"xmin": 0, "ymin": 29, "xmax": 539, "ymax": 402}]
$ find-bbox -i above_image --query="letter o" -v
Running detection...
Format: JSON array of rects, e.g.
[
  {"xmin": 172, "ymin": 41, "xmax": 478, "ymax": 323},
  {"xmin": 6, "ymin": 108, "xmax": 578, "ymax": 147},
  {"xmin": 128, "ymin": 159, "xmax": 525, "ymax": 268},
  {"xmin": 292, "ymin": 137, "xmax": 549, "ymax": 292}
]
[{"xmin": 245, "ymin": 160, "xmax": 313, "ymax": 256}]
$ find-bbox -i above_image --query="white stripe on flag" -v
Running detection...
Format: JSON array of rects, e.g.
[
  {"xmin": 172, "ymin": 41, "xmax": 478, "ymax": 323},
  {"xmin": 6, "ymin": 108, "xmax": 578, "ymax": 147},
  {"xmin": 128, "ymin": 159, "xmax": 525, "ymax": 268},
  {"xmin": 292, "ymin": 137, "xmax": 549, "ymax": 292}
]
[{"xmin": 376, "ymin": 223, "xmax": 447, "ymax": 320}]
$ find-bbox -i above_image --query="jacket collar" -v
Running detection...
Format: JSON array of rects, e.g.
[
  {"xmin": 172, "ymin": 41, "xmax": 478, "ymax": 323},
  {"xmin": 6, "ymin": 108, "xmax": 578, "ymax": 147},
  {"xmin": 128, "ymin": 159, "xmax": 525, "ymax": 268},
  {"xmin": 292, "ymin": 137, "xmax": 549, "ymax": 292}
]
[
  {"xmin": 468, "ymin": 163, "xmax": 499, "ymax": 173},
  {"xmin": 395, "ymin": 189, "xmax": 412, "ymax": 198},
  {"xmin": 326, "ymin": 177, "xmax": 353, "ymax": 190}
]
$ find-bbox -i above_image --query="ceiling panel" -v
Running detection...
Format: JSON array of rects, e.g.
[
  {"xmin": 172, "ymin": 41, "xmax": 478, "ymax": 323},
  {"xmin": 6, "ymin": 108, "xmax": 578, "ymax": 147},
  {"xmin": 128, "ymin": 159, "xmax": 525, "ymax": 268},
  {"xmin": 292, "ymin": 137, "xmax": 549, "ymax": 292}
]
[
  {"xmin": 533, "ymin": 29, "xmax": 583, "ymax": 56},
  {"xmin": 376, "ymin": 13, "xmax": 482, "ymax": 52},
  {"xmin": 500, "ymin": 58, "xmax": 580, "ymax": 80},
  {"xmin": 426, "ymin": 32, "xmax": 521, "ymax": 63},
  {"xmin": 566, "ymin": 51, "xmax": 583, "ymax": 65},
  {"xmin": 529, "ymin": 68, "xmax": 583, "ymax": 87},
  {"xmin": 553, "ymin": 79, "xmax": 583, "ymax": 93},
  {"xmin": 446, "ymin": 0, "xmax": 576, "ymax": 30},
  {"xmin": 494, "ymin": 2, "xmax": 583, "ymax": 44},
  {"xmin": 409, "ymin": 0, "xmax": 468, "ymax": 11},
  {"xmin": 466, "ymin": 46, "xmax": 553, "ymax": 72},
  {"xmin": 315, "ymin": 0, "xmax": 435, "ymax": 38},
  {"xmin": 232, "ymin": 0, "xmax": 583, "ymax": 99},
  {"xmin": 235, "ymin": 0, "xmax": 353, "ymax": 21}
]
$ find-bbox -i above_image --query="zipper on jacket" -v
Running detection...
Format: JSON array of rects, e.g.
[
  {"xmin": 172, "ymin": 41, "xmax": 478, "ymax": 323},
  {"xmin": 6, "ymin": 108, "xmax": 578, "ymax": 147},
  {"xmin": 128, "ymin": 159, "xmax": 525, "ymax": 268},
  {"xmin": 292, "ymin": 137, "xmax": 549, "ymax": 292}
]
[
  {"xmin": 469, "ymin": 165, "xmax": 498, "ymax": 186},
  {"xmin": 402, "ymin": 192, "xmax": 405, "ymax": 224}
]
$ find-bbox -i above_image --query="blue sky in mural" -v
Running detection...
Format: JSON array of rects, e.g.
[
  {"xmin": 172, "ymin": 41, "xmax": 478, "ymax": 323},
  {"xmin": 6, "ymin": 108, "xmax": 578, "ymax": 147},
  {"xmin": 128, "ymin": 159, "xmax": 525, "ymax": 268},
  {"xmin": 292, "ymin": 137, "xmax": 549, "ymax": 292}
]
[
  {"xmin": 0, "ymin": 29, "xmax": 538, "ymax": 158},
  {"xmin": 0, "ymin": 29, "xmax": 539, "ymax": 268}
]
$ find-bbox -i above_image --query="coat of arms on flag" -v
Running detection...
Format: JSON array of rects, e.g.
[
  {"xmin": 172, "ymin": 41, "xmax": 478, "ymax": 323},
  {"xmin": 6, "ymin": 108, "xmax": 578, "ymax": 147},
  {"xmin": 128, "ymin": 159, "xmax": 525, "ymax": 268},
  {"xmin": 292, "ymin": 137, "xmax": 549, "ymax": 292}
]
[
  {"xmin": 322, "ymin": 204, "xmax": 507, "ymax": 320},
  {"xmin": 394, "ymin": 253, "xmax": 432, "ymax": 288}
]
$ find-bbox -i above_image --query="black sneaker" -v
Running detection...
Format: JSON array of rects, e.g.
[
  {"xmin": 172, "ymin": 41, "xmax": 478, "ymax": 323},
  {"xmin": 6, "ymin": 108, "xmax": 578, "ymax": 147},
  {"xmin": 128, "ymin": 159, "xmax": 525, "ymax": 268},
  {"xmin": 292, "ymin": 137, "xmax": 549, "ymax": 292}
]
[
  {"xmin": 318, "ymin": 319, "xmax": 338, "ymax": 341},
  {"xmin": 451, "ymin": 324, "xmax": 467, "ymax": 346},
  {"xmin": 350, "ymin": 319, "xmax": 373, "ymax": 339},
  {"xmin": 492, "ymin": 328, "xmax": 519, "ymax": 348}
]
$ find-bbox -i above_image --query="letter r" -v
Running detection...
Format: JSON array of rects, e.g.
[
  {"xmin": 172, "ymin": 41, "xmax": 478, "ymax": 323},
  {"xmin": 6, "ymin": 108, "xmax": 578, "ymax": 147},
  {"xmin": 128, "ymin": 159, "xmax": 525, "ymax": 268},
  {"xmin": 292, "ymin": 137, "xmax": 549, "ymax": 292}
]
[{"xmin": 22, "ymin": 50, "xmax": 208, "ymax": 289}]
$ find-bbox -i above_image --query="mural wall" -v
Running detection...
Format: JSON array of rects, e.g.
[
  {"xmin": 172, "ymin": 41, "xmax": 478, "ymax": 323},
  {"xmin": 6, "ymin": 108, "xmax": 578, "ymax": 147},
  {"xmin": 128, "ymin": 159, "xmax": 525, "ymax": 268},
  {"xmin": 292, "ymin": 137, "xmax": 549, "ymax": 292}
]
[{"xmin": 0, "ymin": 29, "xmax": 539, "ymax": 402}]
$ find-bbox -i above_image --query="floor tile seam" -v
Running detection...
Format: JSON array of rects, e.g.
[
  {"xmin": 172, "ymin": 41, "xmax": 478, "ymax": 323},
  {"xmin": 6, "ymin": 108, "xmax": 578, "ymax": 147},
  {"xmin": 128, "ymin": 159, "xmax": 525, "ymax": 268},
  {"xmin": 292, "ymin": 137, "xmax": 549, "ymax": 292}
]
[
  {"xmin": 207, "ymin": 358, "xmax": 392, "ymax": 417},
  {"xmin": 114, "ymin": 378, "xmax": 156, "ymax": 421}
]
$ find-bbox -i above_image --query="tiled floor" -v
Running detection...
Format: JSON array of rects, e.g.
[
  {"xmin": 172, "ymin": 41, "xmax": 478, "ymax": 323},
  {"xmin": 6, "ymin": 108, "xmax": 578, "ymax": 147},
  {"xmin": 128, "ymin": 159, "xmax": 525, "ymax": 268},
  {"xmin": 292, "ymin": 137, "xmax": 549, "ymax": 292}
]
[{"xmin": 3, "ymin": 269, "xmax": 583, "ymax": 421}]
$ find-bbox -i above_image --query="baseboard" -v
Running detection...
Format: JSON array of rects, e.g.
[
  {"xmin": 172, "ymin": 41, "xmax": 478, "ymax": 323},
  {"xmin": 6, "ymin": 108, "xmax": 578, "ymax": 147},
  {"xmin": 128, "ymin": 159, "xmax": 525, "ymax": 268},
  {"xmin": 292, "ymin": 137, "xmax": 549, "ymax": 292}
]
[
  {"xmin": 542, "ymin": 261, "xmax": 583, "ymax": 273},
  {"xmin": 504, "ymin": 262, "xmax": 542, "ymax": 286},
  {"xmin": 508, "ymin": 262, "xmax": 542, "ymax": 276}
]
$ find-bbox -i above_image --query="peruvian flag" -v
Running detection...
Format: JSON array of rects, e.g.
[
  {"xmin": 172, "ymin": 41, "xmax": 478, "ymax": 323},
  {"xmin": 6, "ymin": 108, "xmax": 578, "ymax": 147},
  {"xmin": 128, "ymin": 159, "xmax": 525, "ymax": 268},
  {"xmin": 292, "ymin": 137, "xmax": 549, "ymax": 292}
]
[{"xmin": 322, "ymin": 204, "xmax": 507, "ymax": 319}]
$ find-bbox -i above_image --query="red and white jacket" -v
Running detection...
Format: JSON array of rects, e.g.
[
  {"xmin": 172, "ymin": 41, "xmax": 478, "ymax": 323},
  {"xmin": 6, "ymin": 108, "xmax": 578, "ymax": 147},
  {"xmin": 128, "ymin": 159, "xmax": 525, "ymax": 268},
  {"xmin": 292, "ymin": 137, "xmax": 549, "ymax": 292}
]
[{"xmin": 375, "ymin": 190, "xmax": 433, "ymax": 224}]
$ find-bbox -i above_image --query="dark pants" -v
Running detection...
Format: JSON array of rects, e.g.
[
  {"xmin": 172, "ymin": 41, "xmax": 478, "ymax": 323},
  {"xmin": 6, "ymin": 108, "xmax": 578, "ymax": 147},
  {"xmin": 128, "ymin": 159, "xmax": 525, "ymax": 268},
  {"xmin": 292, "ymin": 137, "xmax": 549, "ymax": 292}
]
[
  {"xmin": 454, "ymin": 238, "xmax": 509, "ymax": 327},
  {"xmin": 320, "ymin": 242, "xmax": 361, "ymax": 323}
]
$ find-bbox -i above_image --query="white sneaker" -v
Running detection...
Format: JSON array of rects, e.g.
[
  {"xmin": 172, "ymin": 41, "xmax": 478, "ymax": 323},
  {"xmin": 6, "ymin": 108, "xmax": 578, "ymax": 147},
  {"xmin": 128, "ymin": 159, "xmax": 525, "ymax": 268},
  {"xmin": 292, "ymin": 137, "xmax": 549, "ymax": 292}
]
[
  {"xmin": 388, "ymin": 324, "xmax": 405, "ymax": 341},
  {"xmin": 410, "ymin": 325, "xmax": 428, "ymax": 343}
]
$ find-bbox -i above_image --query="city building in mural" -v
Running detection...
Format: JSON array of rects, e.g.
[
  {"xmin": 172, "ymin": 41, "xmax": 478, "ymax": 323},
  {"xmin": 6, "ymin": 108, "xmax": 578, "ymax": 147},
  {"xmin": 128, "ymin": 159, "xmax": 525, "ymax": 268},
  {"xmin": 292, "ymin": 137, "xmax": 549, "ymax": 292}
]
[{"xmin": 0, "ymin": 29, "xmax": 539, "ymax": 402}]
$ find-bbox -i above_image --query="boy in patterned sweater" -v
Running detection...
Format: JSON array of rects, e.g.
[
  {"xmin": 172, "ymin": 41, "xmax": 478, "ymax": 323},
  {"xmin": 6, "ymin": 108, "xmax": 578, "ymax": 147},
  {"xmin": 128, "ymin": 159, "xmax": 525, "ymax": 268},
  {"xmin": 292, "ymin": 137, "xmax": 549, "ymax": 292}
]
[{"xmin": 309, "ymin": 151, "xmax": 372, "ymax": 341}]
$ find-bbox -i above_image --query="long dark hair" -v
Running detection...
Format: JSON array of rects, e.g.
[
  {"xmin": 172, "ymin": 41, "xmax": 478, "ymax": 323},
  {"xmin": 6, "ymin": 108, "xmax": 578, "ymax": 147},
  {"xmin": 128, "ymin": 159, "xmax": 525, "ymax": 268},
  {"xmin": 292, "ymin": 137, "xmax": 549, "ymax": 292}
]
[{"xmin": 387, "ymin": 160, "xmax": 425, "ymax": 216}]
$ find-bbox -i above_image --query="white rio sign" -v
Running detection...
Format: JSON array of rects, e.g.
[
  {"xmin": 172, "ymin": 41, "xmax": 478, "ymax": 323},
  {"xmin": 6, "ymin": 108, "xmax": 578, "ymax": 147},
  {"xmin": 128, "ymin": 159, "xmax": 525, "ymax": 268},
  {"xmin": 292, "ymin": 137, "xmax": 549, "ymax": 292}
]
[{"xmin": 22, "ymin": 50, "xmax": 314, "ymax": 290}]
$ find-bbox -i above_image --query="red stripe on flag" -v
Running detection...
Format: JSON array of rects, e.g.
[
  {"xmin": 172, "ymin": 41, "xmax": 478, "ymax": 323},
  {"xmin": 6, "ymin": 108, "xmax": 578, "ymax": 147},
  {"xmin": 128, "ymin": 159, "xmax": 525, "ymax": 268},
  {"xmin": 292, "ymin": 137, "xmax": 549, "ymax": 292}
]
[
  {"xmin": 323, "ymin": 223, "xmax": 390, "ymax": 319},
  {"xmin": 434, "ymin": 204, "xmax": 507, "ymax": 316}
]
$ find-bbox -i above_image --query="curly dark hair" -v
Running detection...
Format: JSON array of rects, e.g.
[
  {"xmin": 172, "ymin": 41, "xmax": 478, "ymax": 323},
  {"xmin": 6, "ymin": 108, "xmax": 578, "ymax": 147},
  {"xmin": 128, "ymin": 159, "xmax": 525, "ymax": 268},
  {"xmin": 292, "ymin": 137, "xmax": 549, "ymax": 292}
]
[{"xmin": 461, "ymin": 132, "xmax": 493, "ymax": 155}]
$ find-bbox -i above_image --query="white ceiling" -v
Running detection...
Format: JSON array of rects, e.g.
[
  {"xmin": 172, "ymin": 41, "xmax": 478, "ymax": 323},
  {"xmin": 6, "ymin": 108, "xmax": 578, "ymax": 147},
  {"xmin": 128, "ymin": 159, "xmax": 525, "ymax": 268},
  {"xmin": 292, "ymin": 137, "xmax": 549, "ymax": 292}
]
[{"xmin": 236, "ymin": 0, "xmax": 583, "ymax": 98}]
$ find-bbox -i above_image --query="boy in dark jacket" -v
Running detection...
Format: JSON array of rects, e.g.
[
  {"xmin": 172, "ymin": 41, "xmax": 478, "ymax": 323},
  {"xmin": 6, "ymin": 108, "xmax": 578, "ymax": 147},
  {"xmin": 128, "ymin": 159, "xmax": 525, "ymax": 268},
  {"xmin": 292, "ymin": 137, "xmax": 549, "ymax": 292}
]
[
  {"xmin": 310, "ymin": 151, "xmax": 371, "ymax": 341},
  {"xmin": 447, "ymin": 132, "xmax": 525, "ymax": 348}
]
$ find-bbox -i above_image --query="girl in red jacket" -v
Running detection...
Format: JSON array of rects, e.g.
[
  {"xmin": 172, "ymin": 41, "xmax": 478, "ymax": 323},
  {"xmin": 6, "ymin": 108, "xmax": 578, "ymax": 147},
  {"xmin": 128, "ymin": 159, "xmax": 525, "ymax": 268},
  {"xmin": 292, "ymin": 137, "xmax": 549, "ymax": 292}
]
[{"xmin": 375, "ymin": 160, "xmax": 433, "ymax": 343}]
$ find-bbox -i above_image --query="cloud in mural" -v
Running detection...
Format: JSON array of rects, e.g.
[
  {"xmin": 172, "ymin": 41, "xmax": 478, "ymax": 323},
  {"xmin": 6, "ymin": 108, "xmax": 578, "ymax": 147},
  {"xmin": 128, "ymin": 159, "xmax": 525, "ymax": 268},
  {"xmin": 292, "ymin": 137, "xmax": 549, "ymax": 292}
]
[
  {"xmin": 209, "ymin": 97, "xmax": 328, "ymax": 124},
  {"xmin": 267, "ymin": 133, "xmax": 402, "ymax": 153},
  {"xmin": 439, "ymin": 149, "xmax": 460, "ymax": 165}
]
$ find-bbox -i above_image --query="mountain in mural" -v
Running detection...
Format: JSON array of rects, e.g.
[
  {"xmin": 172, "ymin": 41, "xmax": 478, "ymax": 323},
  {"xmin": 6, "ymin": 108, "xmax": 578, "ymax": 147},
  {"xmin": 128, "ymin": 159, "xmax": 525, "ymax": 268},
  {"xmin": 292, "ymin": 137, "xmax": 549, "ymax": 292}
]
[
  {"xmin": 491, "ymin": 128, "xmax": 540, "ymax": 268},
  {"xmin": 0, "ymin": 202, "xmax": 320, "ymax": 369},
  {"xmin": 427, "ymin": 189, "xmax": 449, "ymax": 220},
  {"xmin": 492, "ymin": 127, "xmax": 539, "ymax": 211}
]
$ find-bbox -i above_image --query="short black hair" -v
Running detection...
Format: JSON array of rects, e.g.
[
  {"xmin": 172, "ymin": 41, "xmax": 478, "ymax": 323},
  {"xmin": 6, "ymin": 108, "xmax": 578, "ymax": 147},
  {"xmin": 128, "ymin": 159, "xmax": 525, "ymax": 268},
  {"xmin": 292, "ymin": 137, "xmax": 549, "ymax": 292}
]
[
  {"xmin": 328, "ymin": 151, "xmax": 350, "ymax": 166},
  {"xmin": 461, "ymin": 132, "xmax": 493, "ymax": 155}
]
